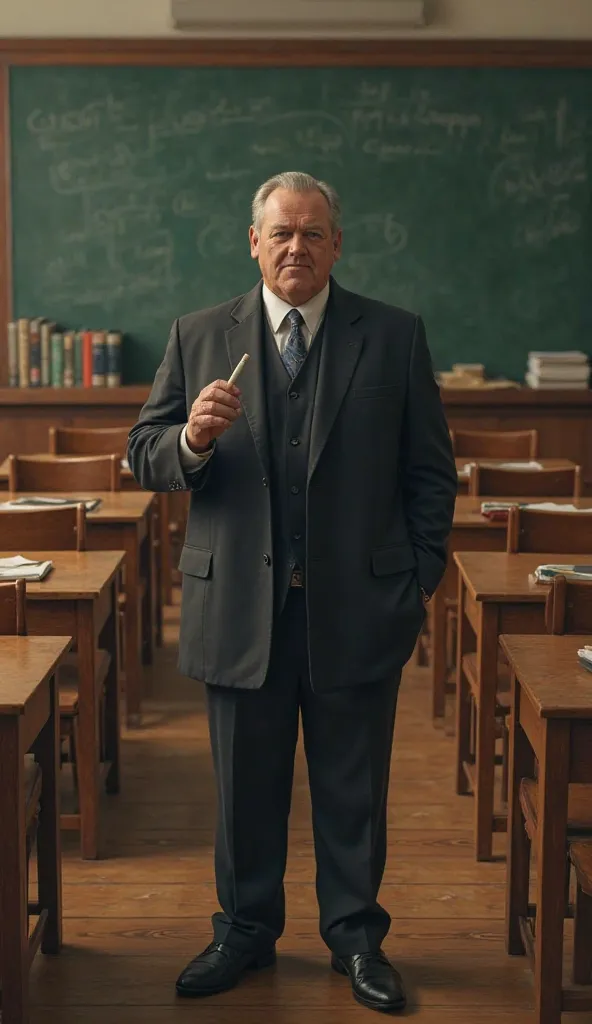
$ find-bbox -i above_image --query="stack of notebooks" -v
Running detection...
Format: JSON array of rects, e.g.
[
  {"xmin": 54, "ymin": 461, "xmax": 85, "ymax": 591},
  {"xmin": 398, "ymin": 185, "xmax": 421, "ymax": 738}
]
[
  {"xmin": 526, "ymin": 351, "xmax": 589, "ymax": 390},
  {"xmin": 0, "ymin": 555, "xmax": 53, "ymax": 581},
  {"xmin": 578, "ymin": 647, "xmax": 592, "ymax": 674},
  {"xmin": 532, "ymin": 564, "xmax": 592, "ymax": 584},
  {"xmin": 6, "ymin": 319, "xmax": 123, "ymax": 388}
]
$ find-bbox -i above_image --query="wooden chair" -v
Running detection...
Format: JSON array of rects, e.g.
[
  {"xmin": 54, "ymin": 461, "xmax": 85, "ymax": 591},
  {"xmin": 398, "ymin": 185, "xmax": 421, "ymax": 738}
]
[
  {"xmin": 545, "ymin": 575, "xmax": 592, "ymax": 636},
  {"xmin": 49, "ymin": 425, "xmax": 131, "ymax": 456},
  {"xmin": 451, "ymin": 428, "xmax": 538, "ymax": 459},
  {"xmin": 0, "ymin": 580, "xmax": 48, "ymax": 992},
  {"xmin": 569, "ymin": 842, "xmax": 592, "ymax": 984},
  {"xmin": 0, "ymin": 577, "xmax": 27, "ymax": 634},
  {"xmin": 0, "ymin": 505, "xmax": 116, "ymax": 816},
  {"xmin": 8, "ymin": 454, "xmax": 121, "ymax": 493},
  {"xmin": 0, "ymin": 504, "xmax": 86, "ymax": 551},
  {"xmin": 469, "ymin": 463, "xmax": 581, "ymax": 498},
  {"xmin": 507, "ymin": 505, "xmax": 592, "ymax": 555}
]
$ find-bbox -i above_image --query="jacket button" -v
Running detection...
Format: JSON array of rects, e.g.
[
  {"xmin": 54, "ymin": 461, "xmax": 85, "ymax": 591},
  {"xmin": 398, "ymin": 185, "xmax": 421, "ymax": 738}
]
[
  {"xmin": 293, "ymin": 533, "xmax": 302, "ymax": 541},
  {"xmin": 289, "ymin": 391, "xmax": 299, "ymax": 399},
  {"xmin": 262, "ymin": 477, "xmax": 268, "ymax": 487},
  {"xmin": 263, "ymin": 553, "xmax": 271, "ymax": 565},
  {"xmin": 290, "ymin": 437, "xmax": 300, "ymax": 446},
  {"xmin": 290, "ymin": 485, "xmax": 299, "ymax": 494}
]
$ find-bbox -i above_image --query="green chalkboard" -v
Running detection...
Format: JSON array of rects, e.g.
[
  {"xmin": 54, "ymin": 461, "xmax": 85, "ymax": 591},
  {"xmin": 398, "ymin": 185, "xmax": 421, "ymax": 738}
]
[{"xmin": 9, "ymin": 65, "xmax": 592, "ymax": 383}]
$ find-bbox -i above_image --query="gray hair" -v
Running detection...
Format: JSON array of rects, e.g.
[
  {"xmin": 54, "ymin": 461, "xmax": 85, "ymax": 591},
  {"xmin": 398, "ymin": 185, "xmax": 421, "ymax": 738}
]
[{"xmin": 252, "ymin": 171, "xmax": 341, "ymax": 234}]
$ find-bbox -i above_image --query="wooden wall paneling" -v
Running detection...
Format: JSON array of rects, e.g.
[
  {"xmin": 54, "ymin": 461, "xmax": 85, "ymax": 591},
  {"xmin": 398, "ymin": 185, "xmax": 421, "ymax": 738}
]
[{"xmin": 0, "ymin": 63, "xmax": 11, "ymax": 386}]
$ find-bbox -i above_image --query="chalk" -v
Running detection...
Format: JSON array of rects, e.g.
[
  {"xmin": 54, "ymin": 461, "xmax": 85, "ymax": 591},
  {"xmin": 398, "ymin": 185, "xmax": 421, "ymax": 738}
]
[{"xmin": 228, "ymin": 353, "xmax": 250, "ymax": 386}]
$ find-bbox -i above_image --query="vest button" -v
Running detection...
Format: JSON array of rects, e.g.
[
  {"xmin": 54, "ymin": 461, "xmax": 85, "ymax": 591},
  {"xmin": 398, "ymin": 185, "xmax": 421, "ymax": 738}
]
[
  {"xmin": 290, "ymin": 485, "xmax": 300, "ymax": 494},
  {"xmin": 293, "ymin": 533, "xmax": 302, "ymax": 541},
  {"xmin": 290, "ymin": 437, "xmax": 300, "ymax": 446},
  {"xmin": 263, "ymin": 553, "xmax": 271, "ymax": 565},
  {"xmin": 289, "ymin": 391, "xmax": 299, "ymax": 399},
  {"xmin": 262, "ymin": 477, "xmax": 268, "ymax": 487}
]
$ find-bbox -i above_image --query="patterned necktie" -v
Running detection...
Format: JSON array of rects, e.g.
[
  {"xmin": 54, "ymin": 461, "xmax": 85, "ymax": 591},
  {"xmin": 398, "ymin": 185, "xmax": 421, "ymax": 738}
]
[{"xmin": 281, "ymin": 308, "xmax": 307, "ymax": 379}]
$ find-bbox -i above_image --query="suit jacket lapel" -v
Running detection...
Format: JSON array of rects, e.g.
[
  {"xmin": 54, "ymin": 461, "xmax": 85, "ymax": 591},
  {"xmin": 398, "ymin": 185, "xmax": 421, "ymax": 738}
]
[
  {"xmin": 225, "ymin": 282, "xmax": 271, "ymax": 479},
  {"xmin": 308, "ymin": 279, "xmax": 365, "ymax": 482}
]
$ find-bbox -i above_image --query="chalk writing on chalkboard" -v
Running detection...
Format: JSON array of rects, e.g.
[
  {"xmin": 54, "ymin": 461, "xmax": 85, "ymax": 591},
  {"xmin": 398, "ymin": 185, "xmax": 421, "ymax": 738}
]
[{"xmin": 10, "ymin": 67, "xmax": 591, "ymax": 382}]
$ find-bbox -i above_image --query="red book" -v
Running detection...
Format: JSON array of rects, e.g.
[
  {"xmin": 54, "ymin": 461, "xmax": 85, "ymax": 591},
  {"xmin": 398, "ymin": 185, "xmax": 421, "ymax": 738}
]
[{"xmin": 82, "ymin": 330, "xmax": 93, "ymax": 387}]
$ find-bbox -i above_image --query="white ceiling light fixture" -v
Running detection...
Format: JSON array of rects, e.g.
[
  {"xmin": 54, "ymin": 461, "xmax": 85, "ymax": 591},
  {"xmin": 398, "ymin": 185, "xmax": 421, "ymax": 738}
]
[{"xmin": 171, "ymin": 1, "xmax": 427, "ymax": 35}]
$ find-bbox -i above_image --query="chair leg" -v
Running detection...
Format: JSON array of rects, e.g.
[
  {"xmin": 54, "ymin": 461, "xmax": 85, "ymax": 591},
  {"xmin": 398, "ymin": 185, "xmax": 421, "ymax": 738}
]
[
  {"xmin": 573, "ymin": 880, "xmax": 592, "ymax": 984},
  {"xmin": 501, "ymin": 724, "xmax": 509, "ymax": 805}
]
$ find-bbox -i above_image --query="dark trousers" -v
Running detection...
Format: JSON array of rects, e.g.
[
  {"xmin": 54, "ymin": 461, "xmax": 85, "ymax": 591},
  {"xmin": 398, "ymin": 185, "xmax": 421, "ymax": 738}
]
[{"xmin": 205, "ymin": 587, "xmax": 401, "ymax": 956}]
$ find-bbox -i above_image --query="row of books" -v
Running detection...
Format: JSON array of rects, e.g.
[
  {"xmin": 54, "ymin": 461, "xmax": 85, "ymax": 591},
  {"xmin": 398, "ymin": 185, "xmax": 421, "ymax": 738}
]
[
  {"xmin": 7, "ymin": 319, "xmax": 123, "ymax": 388},
  {"xmin": 525, "ymin": 350, "xmax": 590, "ymax": 390}
]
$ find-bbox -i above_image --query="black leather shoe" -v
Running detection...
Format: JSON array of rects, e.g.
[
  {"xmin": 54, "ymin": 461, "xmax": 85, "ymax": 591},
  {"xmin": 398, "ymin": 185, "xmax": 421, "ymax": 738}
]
[
  {"xmin": 176, "ymin": 941, "xmax": 276, "ymax": 997},
  {"xmin": 331, "ymin": 950, "xmax": 407, "ymax": 1013}
]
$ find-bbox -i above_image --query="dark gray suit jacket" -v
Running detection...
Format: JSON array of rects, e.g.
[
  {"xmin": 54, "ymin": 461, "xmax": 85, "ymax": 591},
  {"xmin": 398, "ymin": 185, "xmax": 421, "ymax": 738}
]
[{"xmin": 127, "ymin": 278, "xmax": 457, "ymax": 691}]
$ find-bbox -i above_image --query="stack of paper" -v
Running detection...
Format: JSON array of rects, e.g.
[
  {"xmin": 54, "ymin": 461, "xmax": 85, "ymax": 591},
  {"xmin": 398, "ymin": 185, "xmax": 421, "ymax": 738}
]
[
  {"xmin": 0, "ymin": 555, "xmax": 53, "ymax": 581},
  {"xmin": 480, "ymin": 501, "xmax": 592, "ymax": 521},
  {"xmin": 578, "ymin": 647, "xmax": 592, "ymax": 673},
  {"xmin": 0, "ymin": 496, "xmax": 101, "ymax": 512},
  {"xmin": 526, "ymin": 352, "xmax": 589, "ymax": 390},
  {"xmin": 533, "ymin": 564, "xmax": 592, "ymax": 584}
]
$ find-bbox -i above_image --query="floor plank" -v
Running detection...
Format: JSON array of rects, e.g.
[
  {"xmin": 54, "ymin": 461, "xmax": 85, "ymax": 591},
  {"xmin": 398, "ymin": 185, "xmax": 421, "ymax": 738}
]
[{"xmin": 29, "ymin": 596, "xmax": 556, "ymax": 1021}]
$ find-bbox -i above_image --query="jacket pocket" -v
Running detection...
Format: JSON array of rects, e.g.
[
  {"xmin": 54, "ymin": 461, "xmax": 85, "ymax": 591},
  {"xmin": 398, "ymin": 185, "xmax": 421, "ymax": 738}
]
[
  {"xmin": 352, "ymin": 384, "xmax": 401, "ymax": 399},
  {"xmin": 178, "ymin": 544, "xmax": 213, "ymax": 579},
  {"xmin": 371, "ymin": 544, "xmax": 417, "ymax": 577}
]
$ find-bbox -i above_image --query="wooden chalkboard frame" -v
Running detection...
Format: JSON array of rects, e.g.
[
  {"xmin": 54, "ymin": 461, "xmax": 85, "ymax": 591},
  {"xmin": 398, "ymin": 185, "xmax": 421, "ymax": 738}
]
[{"xmin": 1, "ymin": 37, "xmax": 592, "ymax": 386}]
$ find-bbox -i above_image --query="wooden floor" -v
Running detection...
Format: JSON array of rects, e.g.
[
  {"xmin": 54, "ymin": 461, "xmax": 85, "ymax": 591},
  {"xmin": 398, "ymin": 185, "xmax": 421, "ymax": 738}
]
[{"xmin": 28, "ymin": 598, "xmax": 591, "ymax": 1023}]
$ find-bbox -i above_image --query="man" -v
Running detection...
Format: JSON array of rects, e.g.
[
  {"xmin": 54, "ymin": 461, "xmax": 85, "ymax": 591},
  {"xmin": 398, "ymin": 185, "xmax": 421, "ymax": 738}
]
[{"xmin": 127, "ymin": 171, "xmax": 456, "ymax": 1013}]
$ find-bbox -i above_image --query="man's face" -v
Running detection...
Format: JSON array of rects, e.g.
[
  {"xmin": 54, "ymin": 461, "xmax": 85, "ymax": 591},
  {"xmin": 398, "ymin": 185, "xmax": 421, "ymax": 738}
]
[{"xmin": 249, "ymin": 187, "xmax": 342, "ymax": 305}]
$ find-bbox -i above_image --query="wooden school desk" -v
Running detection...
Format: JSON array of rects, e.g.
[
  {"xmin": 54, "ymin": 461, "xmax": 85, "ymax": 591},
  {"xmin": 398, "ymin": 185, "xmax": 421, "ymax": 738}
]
[
  {"xmin": 430, "ymin": 496, "xmax": 592, "ymax": 720},
  {"xmin": 454, "ymin": 549, "xmax": 592, "ymax": 862},
  {"xmin": 0, "ymin": 635, "xmax": 71, "ymax": 1024},
  {"xmin": 0, "ymin": 550, "xmax": 124, "ymax": 859},
  {"xmin": 0, "ymin": 452, "xmax": 171, "ymax": 616},
  {"xmin": 0, "ymin": 490, "xmax": 155, "ymax": 725},
  {"xmin": 501, "ymin": 634, "xmax": 592, "ymax": 1024},
  {"xmin": 455, "ymin": 457, "xmax": 577, "ymax": 493}
]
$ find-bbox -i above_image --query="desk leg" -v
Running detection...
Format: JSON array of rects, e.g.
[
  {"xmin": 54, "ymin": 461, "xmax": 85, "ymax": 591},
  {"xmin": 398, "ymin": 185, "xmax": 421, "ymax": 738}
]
[
  {"xmin": 123, "ymin": 528, "xmax": 143, "ymax": 726},
  {"xmin": 533, "ymin": 719, "xmax": 570, "ymax": 1024},
  {"xmin": 159, "ymin": 492, "xmax": 173, "ymax": 605},
  {"xmin": 141, "ymin": 529, "xmax": 154, "ymax": 669},
  {"xmin": 431, "ymin": 585, "xmax": 447, "ymax": 719},
  {"xmin": 35, "ymin": 672, "xmax": 62, "ymax": 952},
  {"xmin": 103, "ymin": 578, "xmax": 122, "ymax": 796},
  {"xmin": 0, "ymin": 718, "xmax": 29, "ymax": 1023},
  {"xmin": 474, "ymin": 603, "xmax": 499, "ymax": 862},
  {"xmin": 76, "ymin": 602, "xmax": 101, "ymax": 859},
  {"xmin": 455, "ymin": 575, "xmax": 472, "ymax": 795},
  {"xmin": 506, "ymin": 673, "xmax": 534, "ymax": 956}
]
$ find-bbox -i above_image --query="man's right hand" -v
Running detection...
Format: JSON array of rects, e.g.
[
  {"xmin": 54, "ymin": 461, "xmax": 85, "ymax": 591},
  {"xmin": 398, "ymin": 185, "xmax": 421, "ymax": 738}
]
[{"xmin": 186, "ymin": 379, "xmax": 242, "ymax": 454}]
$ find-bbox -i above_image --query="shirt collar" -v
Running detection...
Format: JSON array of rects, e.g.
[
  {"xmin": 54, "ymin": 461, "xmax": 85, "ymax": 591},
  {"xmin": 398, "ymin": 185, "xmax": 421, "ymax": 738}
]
[{"xmin": 262, "ymin": 281, "xmax": 330, "ymax": 337}]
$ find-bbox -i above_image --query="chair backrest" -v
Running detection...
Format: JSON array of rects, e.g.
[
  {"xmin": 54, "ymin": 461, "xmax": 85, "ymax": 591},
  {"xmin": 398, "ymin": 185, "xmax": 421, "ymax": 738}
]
[
  {"xmin": 0, "ymin": 504, "xmax": 86, "ymax": 551},
  {"xmin": 0, "ymin": 579, "xmax": 27, "ymax": 635},
  {"xmin": 545, "ymin": 575, "xmax": 592, "ymax": 634},
  {"xmin": 469, "ymin": 463, "xmax": 581, "ymax": 499},
  {"xmin": 507, "ymin": 505, "xmax": 592, "ymax": 554},
  {"xmin": 8, "ymin": 454, "xmax": 121, "ymax": 493},
  {"xmin": 49, "ymin": 426, "xmax": 131, "ymax": 456},
  {"xmin": 451, "ymin": 429, "xmax": 538, "ymax": 459}
]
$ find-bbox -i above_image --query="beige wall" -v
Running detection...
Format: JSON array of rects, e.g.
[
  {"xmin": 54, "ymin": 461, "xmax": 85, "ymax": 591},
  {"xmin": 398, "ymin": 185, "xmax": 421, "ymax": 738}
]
[{"xmin": 1, "ymin": 0, "xmax": 592, "ymax": 38}]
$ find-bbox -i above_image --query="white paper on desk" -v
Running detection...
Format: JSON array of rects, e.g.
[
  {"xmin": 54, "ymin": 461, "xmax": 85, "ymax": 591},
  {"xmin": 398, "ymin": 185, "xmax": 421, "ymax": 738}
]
[
  {"xmin": 0, "ymin": 496, "xmax": 102, "ymax": 512},
  {"xmin": 523, "ymin": 502, "xmax": 592, "ymax": 513},
  {"xmin": 0, "ymin": 555, "xmax": 53, "ymax": 580},
  {"xmin": 459, "ymin": 460, "xmax": 543, "ymax": 476},
  {"xmin": 120, "ymin": 458, "xmax": 129, "ymax": 470}
]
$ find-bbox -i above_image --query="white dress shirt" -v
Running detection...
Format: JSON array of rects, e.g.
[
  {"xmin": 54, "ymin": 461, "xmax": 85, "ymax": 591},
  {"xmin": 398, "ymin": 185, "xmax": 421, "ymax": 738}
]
[{"xmin": 179, "ymin": 282, "xmax": 330, "ymax": 469}]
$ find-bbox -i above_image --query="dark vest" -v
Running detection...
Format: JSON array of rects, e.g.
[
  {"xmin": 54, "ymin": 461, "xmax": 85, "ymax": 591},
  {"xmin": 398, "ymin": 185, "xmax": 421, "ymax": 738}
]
[{"xmin": 262, "ymin": 311, "xmax": 325, "ymax": 612}]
